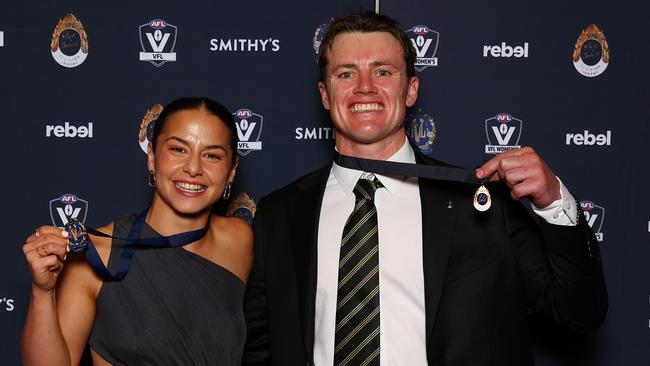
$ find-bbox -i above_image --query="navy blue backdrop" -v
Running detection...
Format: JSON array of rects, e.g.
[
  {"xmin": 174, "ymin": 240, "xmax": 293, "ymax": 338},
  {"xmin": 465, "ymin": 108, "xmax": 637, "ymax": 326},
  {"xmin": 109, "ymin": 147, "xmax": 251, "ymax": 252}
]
[{"xmin": 1, "ymin": 0, "xmax": 648, "ymax": 364}]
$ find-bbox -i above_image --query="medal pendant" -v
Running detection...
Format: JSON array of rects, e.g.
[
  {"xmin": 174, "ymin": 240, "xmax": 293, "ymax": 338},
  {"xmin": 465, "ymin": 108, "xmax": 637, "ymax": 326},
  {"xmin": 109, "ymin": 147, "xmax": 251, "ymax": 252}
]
[
  {"xmin": 65, "ymin": 218, "xmax": 89, "ymax": 252},
  {"xmin": 473, "ymin": 185, "xmax": 492, "ymax": 212}
]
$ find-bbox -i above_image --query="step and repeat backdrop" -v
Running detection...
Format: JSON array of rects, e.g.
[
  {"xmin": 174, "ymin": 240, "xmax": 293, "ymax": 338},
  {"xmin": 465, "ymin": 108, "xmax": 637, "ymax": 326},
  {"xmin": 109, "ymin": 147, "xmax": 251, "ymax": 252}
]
[{"xmin": 0, "ymin": 0, "xmax": 648, "ymax": 364}]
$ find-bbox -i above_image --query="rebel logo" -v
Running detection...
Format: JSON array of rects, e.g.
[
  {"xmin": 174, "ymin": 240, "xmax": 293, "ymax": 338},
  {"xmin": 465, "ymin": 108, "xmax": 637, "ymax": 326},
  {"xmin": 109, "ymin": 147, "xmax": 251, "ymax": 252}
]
[
  {"xmin": 45, "ymin": 122, "xmax": 94, "ymax": 138},
  {"xmin": 565, "ymin": 130, "xmax": 611, "ymax": 146},
  {"xmin": 483, "ymin": 42, "xmax": 529, "ymax": 58}
]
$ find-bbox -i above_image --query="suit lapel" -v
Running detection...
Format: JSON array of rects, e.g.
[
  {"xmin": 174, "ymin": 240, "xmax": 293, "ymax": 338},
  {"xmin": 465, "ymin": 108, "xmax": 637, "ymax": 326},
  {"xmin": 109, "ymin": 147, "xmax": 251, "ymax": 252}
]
[
  {"xmin": 289, "ymin": 164, "xmax": 330, "ymax": 361},
  {"xmin": 417, "ymin": 160, "xmax": 457, "ymax": 346}
]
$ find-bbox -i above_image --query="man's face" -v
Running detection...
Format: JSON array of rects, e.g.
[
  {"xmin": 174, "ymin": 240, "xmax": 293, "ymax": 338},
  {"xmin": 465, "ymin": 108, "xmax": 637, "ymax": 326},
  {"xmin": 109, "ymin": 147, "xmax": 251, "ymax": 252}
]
[{"xmin": 319, "ymin": 31, "xmax": 419, "ymax": 154}]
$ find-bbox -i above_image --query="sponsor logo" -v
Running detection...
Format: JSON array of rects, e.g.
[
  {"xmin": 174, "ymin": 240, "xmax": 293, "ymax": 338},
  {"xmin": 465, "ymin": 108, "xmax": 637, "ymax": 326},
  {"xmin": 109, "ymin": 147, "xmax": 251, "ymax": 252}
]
[
  {"xmin": 312, "ymin": 23, "xmax": 328, "ymax": 55},
  {"xmin": 484, "ymin": 113, "xmax": 523, "ymax": 154},
  {"xmin": 139, "ymin": 19, "xmax": 177, "ymax": 67},
  {"xmin": 573, "ymin": 24, "xmax": 609, "ymax": 77},
  {"xmin": 295, "ymin": 126, "xmax": 335, "ymax": 140},
  {"xmin": 405, "ymin": 24, "xmax": 439, "ymax": 71},
  {"xmin": 139, "ymin": 104, "xmax": 163, "ymax": 153},
  {"xmin": 49, "ymin": 193, "xmax": 88, "ymax": 227},
  {"xmin": 45, "ymin": 122, "xmax": 93, "ymax": 138},
  {"xmin": 406, "ymin": 110, "xmax": 436, "ymax": 155},
  {"xmin": 580, "ymin": 200, "xmax": 605, "ymax": 242},
  {"xmin": 226, "ymin": 192, "xmax": 257, "ymax": 225},
  {"xmin": 483, "ymin": 42, "xmax": 529, "ymax": 58},
  {"xmin": 0, "ymin": 31, "xmax": 4, "ymax": 47},
  {"xmin": 233, "ymin": 108, "xmax": 263, "ymax": 156},
  {"xmin": 209, "ymin": 38, "xmax": 280, "ymax": 52},
  {"xmin": 0, "ymin": 297, "xmax": 14, "ymax": 312},
  {"xmin": 565, "ymin": 130, "xmax": 611, "ymax": 146},
  {"xmin": 51, "ymin": 13, "xmax": 89, "ymax": 68}
]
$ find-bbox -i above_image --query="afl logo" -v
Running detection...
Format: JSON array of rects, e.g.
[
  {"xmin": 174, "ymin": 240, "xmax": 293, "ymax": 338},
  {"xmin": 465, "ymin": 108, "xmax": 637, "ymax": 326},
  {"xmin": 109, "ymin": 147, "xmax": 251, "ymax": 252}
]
[
  {"xmin": 572, "ymin": 24, "xmax": 609, "ymax": 77},
  {"xmin": 496, "ymin": 113, "xmax": 512, "ymax": 123},
  {"xmin": 51, "ymin": 13, "xmax": 89, "ymax": 68},
  {"xmin": 60, "ymin": 194, "xmax": 78, "ymax": 204},
  {"xmin": 150, "ymin": 19, "xmax": 166, "ymax": 29}
]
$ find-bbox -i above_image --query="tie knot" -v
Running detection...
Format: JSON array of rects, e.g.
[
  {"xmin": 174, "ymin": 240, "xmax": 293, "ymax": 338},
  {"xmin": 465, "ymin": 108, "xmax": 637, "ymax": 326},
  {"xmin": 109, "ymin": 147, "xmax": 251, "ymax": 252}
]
[{"xmin": 353, "ymin": 176, "xmax": 383, "ymax": 201}]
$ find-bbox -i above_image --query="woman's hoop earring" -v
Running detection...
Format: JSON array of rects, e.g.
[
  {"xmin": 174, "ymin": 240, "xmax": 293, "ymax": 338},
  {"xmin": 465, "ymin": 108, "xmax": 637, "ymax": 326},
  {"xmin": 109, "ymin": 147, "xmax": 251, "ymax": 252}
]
[
  {"xmin": 222, "ymin": 183, "xmax": 232, "ymax": 200},
  {"xmin": 148, "ymin": 171, "xmax": 156, "ymax": 188}
]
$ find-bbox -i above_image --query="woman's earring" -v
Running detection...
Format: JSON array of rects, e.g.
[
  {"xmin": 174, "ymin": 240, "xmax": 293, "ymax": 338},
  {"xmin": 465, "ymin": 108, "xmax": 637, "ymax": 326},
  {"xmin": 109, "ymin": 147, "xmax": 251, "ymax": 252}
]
[
  {"xmin": 222, "ymin": 182, "xmax": 232, "ymax": 200},
  {"xmin": 148, "ymin": 171, "xmax": 156, "ymax": 188}
]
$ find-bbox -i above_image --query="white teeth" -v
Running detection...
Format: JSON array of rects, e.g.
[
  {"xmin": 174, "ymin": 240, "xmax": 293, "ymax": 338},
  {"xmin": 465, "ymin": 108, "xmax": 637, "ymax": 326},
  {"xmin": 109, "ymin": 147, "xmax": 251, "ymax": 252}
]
[
  {"xmin": 350, "ymin": 103, "xmax": 384, "ymax": 112},
  {"xmin": 175, "ymin": 182, "xmax": 206, "ymax": 192}
]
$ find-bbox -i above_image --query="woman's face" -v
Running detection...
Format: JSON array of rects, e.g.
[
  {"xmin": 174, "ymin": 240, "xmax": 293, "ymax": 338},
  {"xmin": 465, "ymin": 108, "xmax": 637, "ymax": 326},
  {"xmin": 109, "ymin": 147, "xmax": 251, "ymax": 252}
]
[{"xmin": 147, "ymin": 108, "xmax": 237, "ymax": 215}]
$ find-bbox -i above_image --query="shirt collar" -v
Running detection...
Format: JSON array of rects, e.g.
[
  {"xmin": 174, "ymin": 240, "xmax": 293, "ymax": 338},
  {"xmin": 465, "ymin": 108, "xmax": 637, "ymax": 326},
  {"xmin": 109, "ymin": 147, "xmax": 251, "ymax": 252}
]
[{"xmin": 332, "ymin": 139, "xmax": 416, "ymax": 197}]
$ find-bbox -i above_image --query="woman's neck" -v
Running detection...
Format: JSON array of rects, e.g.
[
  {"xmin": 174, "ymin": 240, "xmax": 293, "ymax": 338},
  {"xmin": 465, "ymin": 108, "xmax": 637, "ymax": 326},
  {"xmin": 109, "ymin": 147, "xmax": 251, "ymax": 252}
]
[{"xmin": 145, "ymin": 195, "xmax": 210, "ymax": 236}]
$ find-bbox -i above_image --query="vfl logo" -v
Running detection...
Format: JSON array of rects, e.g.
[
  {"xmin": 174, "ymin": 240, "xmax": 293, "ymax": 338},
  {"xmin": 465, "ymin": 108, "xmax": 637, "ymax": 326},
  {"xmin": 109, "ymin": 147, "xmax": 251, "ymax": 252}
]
[
  {"xmin": 49, "ymin": 194, "xmax": 88, "ymax": 227},
  {"xmin": 139, "ymin": 19, "xmax": 177, "ymax": 67},
  {"xmin": 580, "ymin": 201, "xmax": 605, "ymax": 242},
  {"xmin": 485, "ymin": 113, "xmax": 523, "ymax": 154},
  {"xmin": 233, "ymin": 109, "xmax": 263, "ymax": 156},
  {"xmin": 406, "ymin": 24, "xmax": 439, "ymax": 71}
]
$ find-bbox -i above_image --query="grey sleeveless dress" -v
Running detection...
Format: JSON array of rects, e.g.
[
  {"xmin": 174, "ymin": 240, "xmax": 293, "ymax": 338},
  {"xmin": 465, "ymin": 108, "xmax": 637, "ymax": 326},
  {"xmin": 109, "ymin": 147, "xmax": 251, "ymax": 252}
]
[{"xmin": 88, "ymin": 214, "xmax": 246, "ymax": 365}]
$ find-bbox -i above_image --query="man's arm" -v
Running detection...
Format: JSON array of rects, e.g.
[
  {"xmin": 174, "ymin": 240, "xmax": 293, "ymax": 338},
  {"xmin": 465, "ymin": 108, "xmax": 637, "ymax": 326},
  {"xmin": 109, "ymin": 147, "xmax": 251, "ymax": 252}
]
[{"xmin": 243, "ymin": 197, "xmax": 271, "ymax": 365}]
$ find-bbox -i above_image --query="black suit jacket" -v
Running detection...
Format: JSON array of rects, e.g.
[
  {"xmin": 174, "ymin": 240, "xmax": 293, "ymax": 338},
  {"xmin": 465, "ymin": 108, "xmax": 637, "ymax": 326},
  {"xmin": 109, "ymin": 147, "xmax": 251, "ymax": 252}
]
[{"xmin": 243, "ymin": 154, "xmax": 607, "ymax": 366}]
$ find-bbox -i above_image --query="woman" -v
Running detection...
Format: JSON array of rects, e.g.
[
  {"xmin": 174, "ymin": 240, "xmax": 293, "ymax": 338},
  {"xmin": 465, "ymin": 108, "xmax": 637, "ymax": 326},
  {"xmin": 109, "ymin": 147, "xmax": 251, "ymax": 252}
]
[{"xmin": 21, "ymin": 97, "xmax": 253, "ymax": 365}]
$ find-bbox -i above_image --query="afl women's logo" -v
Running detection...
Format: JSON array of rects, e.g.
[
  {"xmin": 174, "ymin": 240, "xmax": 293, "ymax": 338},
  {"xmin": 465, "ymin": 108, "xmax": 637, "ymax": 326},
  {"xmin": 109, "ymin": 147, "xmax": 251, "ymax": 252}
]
[
  {"xmin": 233, "ymin": 108, "xmax": 263, "ymax": 156},
  {"xmin": 51, "ymin": 13, "xmax": 89, "ymax": 68},
  {"xmin": 406, "ymin": 110, "xmax": 436, "ymax": 155},
  {"xmin": 580, "ymin": 200, "xmax": 605, "ymax": 242},
  {"xmin": 405, "ymin": 24, "xmax": 439, "ymax": 71},
  {"xmin": 138, "ymin": 104, "xmax": 163, "ymax": 153},
  {"xmin": 573, "ymin": 24, "xmax": 609, "ymax": 77},
  {"xmin": 485, "ymin": 113, "xmax": 523, "ymax": 154}
]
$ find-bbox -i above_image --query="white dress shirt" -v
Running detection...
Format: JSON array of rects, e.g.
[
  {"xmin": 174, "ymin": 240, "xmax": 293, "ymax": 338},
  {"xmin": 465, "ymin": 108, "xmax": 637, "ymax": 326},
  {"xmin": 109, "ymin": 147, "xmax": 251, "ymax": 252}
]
[{"xmin": 313, "ymin": 140, "xmax": 577, "ymax": 365}]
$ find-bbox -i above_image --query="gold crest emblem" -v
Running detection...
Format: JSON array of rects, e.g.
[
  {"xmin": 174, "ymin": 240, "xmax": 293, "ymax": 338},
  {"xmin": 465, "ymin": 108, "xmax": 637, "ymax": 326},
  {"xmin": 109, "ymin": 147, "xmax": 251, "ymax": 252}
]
[
  {"xmin": 227, "ymin": 192, "xmax": 257, "ymax": 225},
  {"xmin": 139, "ymin": 104, "xmax": 164, "ymax": 153},
  {"xmin": 51, "ymin": 13, "xmax": 89, "ymax": 68},
  {"xmin": 572, "ymin": 24, "xmax": 609, "ymax": 77}
]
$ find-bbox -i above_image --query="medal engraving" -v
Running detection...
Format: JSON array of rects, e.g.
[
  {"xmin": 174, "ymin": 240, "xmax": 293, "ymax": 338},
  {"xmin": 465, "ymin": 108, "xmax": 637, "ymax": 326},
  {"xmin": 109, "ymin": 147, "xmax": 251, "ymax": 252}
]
[
  {"xmin": 473, "ymin": 185, "xmax": 492, "ymax": 212},
  {"xmin": 65, "ymin": 218, "xmax": 89, "ymax": 252}
]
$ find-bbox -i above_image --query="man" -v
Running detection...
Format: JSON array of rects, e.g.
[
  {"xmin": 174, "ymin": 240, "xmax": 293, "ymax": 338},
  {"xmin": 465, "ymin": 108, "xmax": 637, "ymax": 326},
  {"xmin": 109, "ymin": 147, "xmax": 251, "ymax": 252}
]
[{"xmin": 244, "ymin": 11, "xmax": 607, "ymax": 366}]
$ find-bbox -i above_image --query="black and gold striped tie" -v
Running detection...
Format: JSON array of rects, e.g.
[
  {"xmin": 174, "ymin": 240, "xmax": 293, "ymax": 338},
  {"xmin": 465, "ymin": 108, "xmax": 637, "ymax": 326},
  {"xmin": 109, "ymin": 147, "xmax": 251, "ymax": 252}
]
[{"xmin": 335, "ymin": 176, "xmax": 382, "ymax": 366}]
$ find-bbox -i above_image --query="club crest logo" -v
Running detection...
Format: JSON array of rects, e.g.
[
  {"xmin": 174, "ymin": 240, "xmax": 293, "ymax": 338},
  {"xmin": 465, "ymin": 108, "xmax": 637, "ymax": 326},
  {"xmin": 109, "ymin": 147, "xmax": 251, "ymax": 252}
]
[
  {"xmin": 233, "ymin": 108, "xmax": 263, "ymax": 156},
  {"xmin": 139, "ymin": 104, "xmax": 163, "ymax": 153},
  {"xmin": 313, "ymin": 22, "xmax": 328, "ymax": 56},
  {"xmin": 406, "ymin": 110, "xmax": 437, "ymax": 155},
  {"xmin": 51, "ymin": 13, "xmax": 89, "ymax": 68},
  {"xmin": 485, "ymin": 113, "xmax": 523, "ymax": 154},
  {"xmin": 573, "ymin": 24, "xmax": 609, "ymax": 77},
  {"xmin": 405, "ymin": 24, "xmax": 439, "ymax": 71},
  {"xmin": 139, "ymin": 19, "xmax": 177, "ymax": 67},
  {"xmin": 226, "ymin": 192, "xmax": 257, "ymax": 225},
  {"xmin": 49, "ymin": 193, "xmax": 88, "ymax": 227},
  {"xmin": 580, "ymin": 200, "xmax": 605, "ymax": 242}
]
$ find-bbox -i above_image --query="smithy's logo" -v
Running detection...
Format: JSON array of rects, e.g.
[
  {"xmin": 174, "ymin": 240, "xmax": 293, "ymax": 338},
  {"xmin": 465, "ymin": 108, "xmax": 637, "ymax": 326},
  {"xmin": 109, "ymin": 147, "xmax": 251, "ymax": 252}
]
[
  {"xmin": 49, "ymin": 194, "xmax": 88, "ymax": 226},
  {"xmin": 580, "ymin": 201, "xmax": 605, "ymax": 242},
  {"xmin": 406, "ymin": 24, "xmax": 439, "ymax": 71},
  {"xmin": 233, "ymin": 109, "xmax": 263, "ymax": 156},
  {"xmin": 485, "ymin": 113, "xmax": 523, "ymax": 154},
  {"xmin": 139, "ymin": 19, "xmax": 177, "ymax": 67}
]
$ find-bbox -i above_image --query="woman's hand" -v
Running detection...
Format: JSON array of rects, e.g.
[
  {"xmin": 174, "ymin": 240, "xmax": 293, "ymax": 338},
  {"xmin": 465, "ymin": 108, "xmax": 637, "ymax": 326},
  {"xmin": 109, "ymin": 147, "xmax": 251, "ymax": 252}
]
[{"xmin": 22, "ymin": 226, "xmax": 70, "ymax": 294}]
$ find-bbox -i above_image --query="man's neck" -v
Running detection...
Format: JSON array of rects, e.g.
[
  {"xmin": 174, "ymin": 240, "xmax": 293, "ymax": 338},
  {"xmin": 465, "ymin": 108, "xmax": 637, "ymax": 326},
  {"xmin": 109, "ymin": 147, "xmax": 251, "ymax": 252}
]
[{"xmin": 336, "ymin": 134, "xmax": 407, "ymax": 160}]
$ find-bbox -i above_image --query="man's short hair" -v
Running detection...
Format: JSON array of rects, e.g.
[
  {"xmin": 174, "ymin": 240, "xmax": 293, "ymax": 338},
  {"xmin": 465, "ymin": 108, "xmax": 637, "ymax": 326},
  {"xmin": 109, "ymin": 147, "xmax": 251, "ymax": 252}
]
[{"xmin": 318, "ymin": 11, "xmax": 416, "ymax": 82}]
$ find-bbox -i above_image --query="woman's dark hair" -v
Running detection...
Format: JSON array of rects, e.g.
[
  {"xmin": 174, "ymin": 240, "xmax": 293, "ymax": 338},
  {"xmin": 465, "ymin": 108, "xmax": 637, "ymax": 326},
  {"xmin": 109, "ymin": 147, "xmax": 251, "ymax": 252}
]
[{"xmin": 151, "ymin": 97, "xmax": 238, "ymax": 163}]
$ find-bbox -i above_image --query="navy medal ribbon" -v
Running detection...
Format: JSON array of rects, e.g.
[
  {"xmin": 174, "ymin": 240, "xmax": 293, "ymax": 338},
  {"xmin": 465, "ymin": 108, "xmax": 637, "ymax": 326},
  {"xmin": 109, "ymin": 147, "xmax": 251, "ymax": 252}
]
[
  {"xmin": 64, "ymin": 209, "xmax": 208, "ymax": 281},
  {"xmin": 334, "ymin": 152, "xmax": 493, "ymax": 211}
]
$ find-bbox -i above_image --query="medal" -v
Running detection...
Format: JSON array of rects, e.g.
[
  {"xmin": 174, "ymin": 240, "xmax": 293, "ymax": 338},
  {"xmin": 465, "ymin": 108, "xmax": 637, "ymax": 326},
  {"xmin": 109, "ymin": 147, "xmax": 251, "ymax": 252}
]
[
  {"xmin": 65, "ymin": 218, "xmax": 89, "ymax": 252},
  {"xmin": 473, "ymin": 184, "xmax": 492, "ymax": 212}
]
